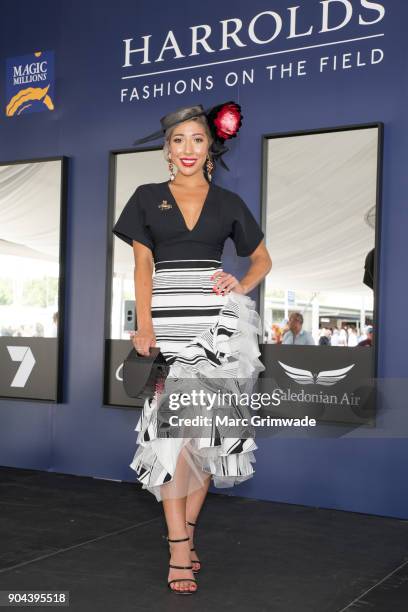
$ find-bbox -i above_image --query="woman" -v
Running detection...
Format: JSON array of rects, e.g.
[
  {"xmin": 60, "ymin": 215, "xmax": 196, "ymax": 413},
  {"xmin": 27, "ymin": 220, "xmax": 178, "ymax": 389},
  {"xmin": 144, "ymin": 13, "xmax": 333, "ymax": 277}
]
[{"xmin": 113, "ymin": 101, "xmax": 272, "ymax": 594}]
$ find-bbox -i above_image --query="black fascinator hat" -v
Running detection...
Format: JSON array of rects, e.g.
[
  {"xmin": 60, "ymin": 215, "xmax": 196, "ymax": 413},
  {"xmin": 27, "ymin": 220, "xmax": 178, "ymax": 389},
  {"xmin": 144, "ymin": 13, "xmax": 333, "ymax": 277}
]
[{"xmin": 133, "ymin": 101, "xmax": 243, "ymax": 171}]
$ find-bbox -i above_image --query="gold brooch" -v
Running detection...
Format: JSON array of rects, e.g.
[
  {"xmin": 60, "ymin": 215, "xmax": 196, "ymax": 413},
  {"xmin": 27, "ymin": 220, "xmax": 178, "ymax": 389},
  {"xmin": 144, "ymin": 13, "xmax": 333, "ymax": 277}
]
[{"xmin": 158, "ymin": 199, "xmax": 172, "ymax": 210}]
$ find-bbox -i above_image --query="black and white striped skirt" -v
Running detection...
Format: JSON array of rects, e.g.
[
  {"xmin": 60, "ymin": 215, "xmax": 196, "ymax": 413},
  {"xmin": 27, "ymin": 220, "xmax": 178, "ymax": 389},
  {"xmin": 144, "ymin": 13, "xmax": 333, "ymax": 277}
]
[{"xmin": 129, "ymin": 259, "xmax": 265, "ymax": 502}]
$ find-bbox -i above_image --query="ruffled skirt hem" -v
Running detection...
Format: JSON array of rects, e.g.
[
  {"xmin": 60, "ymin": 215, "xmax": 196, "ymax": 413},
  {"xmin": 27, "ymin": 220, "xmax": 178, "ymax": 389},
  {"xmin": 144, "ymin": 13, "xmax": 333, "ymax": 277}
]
[{"xmin": 129, "ymin": 290, "xmax": 265, "ymax": 503}]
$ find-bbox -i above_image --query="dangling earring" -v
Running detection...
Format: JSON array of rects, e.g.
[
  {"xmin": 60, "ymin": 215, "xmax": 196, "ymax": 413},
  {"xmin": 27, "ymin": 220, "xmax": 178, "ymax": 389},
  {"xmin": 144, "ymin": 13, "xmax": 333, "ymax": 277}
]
[
  {"xmin": 168, "ymin": 156, "xmax": 175, "ymax": 181},
  {"xmin": 206, "ymin": 155, "xmax": 214, "ymax": 182}
]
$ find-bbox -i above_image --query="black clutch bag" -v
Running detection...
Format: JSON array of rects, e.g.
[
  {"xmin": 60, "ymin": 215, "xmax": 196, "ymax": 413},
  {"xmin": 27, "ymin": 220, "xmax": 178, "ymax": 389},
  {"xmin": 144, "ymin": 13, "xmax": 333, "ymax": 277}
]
[{"xmin": 123, "ymin": 346, "xmax": 170, "ymax": 401}]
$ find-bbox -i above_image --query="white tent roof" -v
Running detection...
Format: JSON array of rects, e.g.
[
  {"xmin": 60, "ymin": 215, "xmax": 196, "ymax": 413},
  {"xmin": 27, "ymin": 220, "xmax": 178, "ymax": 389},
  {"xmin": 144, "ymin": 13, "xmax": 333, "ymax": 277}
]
[
  {"xmin": 263, "ymin": 128, "xmax": 378, "ymax": 294},
  {"xmin": 0, "ymin": 161, "xmax": 62, "ymax": 261}
]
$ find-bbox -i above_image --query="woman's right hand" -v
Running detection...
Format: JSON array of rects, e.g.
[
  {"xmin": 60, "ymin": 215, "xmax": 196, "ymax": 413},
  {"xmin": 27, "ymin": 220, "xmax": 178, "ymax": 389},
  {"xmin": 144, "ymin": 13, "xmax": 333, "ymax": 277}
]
[{"xmin": 131, "ymin": 327, "xmax": 157, "ymax": 357}]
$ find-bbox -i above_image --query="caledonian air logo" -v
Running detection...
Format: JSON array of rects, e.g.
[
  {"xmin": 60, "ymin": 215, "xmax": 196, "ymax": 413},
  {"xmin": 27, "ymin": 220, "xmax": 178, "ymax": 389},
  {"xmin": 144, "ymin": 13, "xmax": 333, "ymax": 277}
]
[{"xmin": 5, "ymin": 50, "xmax": 55, "ymax": 116}]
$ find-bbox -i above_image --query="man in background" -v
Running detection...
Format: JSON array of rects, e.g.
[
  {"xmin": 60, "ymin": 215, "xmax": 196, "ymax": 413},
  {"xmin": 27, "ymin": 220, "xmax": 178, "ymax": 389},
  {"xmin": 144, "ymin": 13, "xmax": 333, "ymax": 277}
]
[
  {"xmin": 282, "ymin": 312, "xmax": 315, "ymax": 345},
  {"xmin": 358, "ymin": 325, "xmax": 373, "ymax": 347}
]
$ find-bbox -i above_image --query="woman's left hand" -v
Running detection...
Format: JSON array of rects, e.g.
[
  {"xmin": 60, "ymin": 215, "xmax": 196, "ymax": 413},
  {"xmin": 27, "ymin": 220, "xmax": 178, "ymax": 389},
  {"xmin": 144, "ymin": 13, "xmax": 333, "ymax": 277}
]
[{"xmin": 211, "ymin": 270, "xmax": 246, "ymax": 295}]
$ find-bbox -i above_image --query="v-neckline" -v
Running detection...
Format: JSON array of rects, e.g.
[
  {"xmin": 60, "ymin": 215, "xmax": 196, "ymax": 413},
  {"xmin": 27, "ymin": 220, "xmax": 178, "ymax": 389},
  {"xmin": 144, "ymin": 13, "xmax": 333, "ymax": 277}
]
[{"xmin": 165, "ymin": 180, "xmax": 212, "ymax": 233}]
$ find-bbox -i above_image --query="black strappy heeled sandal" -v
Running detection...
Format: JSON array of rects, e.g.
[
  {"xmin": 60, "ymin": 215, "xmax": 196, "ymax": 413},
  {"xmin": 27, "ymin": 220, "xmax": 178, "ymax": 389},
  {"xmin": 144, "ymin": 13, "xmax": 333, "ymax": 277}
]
[
  {"xmin": 167, "ymin": 536, "xmax": 198, "ymax": 595},
  {"xmin": 186, "ymin": 520, "xmax": 201, "ymax": 573}
]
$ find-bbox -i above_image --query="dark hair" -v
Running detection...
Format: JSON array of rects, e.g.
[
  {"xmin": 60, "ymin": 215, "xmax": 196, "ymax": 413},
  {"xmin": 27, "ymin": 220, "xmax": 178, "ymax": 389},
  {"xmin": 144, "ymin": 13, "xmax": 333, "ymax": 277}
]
[{"xmin": 289, "ymin": 312, "xmax": 303, "ymax": 324}]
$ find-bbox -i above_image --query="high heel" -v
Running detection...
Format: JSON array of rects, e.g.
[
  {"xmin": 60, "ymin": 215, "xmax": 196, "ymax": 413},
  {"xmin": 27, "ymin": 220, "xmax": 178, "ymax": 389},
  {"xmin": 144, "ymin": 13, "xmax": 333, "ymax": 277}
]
[
  {"xmin": 186, "ymin": 520, "xmax": 201, "ymax": 573},
  {"xmin": 167, "ymin": 536, "xmax": 198, "ymax": 595}
]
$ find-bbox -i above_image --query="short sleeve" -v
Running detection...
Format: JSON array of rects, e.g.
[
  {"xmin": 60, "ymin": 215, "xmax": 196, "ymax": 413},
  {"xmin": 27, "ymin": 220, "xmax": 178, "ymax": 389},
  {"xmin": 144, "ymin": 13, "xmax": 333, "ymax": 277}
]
[
  {"xmin": 112, "ymin": 186, "xmax": 154, "ymax": 250},
  {"xmin": 229, "ymin": 194, "xmax": 264, "ymax": 257}
]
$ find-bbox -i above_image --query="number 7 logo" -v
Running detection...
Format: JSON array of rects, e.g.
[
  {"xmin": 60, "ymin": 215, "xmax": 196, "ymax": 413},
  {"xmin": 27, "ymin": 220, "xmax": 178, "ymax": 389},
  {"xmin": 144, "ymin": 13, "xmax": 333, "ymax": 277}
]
[{"xmin": 7, "ymin": 346, "xmax": 36, "ymax": 387}]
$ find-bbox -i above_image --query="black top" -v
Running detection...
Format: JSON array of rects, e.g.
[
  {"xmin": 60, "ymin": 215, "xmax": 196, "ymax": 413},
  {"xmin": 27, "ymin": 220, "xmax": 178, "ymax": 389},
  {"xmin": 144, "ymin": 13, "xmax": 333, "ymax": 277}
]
[
  {"xmin": 112, "ymin": 180, "xmax": 264, "ymax": 262},
  {"xmin": 363, "ymin": 248, "xmax": 374, "ymax": 290}
]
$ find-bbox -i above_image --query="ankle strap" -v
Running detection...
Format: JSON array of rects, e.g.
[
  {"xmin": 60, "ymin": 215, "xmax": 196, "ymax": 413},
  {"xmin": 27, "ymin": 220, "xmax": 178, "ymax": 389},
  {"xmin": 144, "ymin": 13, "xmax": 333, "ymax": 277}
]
[
  {"xmin": 186, "ymin": 521, "xmax": 197, "ymax": 527},
  {"xmin": 167, "ymin": 536, "xmax": 190, "ymax": 543}
]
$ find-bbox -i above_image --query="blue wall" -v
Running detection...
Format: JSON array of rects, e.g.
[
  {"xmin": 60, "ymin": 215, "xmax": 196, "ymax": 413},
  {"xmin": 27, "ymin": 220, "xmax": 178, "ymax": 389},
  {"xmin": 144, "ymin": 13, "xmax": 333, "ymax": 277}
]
[{"xmin": 1, "ymin": 0, "xmax": 408, "ymax": 518}]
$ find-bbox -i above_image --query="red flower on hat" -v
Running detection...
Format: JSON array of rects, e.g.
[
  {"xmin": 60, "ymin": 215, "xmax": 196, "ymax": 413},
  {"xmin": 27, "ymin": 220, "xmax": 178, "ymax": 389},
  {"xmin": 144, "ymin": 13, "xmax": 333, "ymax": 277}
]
[{"xmin": 211, "ymin": 102, "xmax": 243, "ymax": 141}]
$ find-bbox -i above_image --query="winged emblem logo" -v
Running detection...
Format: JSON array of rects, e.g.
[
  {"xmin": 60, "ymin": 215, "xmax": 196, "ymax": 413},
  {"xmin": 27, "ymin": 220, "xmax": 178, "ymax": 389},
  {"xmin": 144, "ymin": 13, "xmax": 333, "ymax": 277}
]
[{"xmin": 278, "ymin": 361, "xmax": 355, "ymax": 386}]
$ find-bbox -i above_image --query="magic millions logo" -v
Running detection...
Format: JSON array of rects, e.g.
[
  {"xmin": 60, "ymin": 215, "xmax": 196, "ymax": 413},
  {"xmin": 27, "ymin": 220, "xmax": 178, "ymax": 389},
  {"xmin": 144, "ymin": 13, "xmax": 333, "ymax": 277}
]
[{"xmin": 5, "ymin": 50, "xmax": 55, "ymax": 116}]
